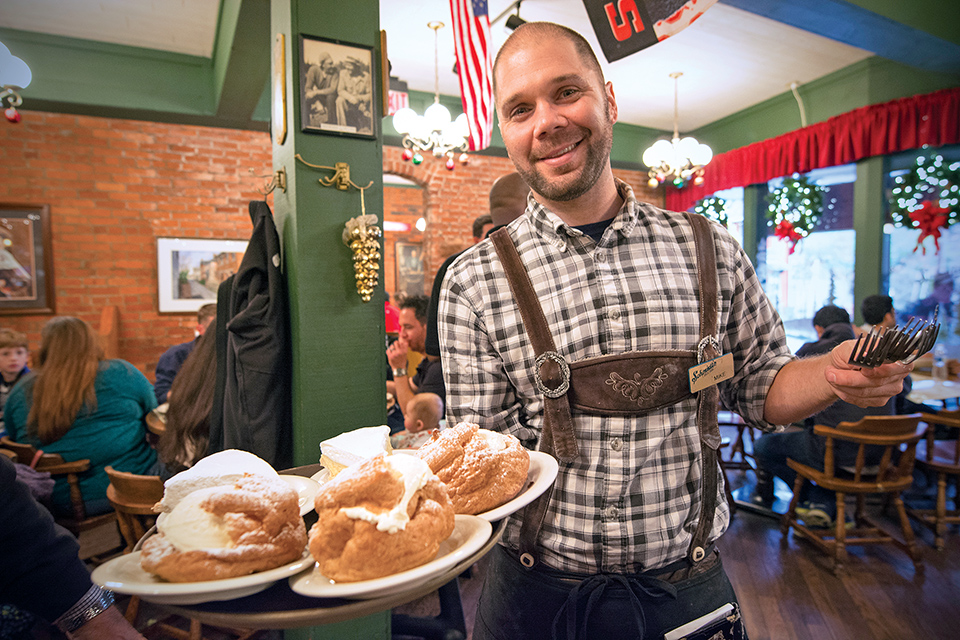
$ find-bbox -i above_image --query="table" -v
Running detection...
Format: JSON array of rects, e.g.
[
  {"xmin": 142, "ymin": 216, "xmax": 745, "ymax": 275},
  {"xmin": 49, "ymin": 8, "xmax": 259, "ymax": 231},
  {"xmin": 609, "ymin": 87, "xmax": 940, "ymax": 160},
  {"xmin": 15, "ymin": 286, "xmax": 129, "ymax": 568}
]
[
  {"xmin": 156, "ymin": 464, "xmax": 505, "ymax": 629},
  {"xmin": 908, "ymin": 373, "xmax": 960, "ymax": 405}
]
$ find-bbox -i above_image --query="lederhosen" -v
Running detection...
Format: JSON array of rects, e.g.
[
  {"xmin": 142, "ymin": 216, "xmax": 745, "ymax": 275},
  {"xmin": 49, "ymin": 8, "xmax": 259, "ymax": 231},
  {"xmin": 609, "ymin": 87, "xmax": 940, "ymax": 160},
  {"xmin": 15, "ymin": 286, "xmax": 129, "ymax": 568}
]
[{"xmin": 485, "ymin": 213, "xmax": 736, "ymax": 639}]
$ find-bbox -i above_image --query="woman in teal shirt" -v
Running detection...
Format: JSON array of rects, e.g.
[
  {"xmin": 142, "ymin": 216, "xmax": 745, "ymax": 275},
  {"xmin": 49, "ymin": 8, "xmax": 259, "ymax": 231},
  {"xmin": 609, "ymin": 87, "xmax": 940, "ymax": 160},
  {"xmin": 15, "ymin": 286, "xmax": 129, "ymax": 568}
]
[{"xmin": 6, "ymin": 317, "xmax": 157, "ymax": 516}]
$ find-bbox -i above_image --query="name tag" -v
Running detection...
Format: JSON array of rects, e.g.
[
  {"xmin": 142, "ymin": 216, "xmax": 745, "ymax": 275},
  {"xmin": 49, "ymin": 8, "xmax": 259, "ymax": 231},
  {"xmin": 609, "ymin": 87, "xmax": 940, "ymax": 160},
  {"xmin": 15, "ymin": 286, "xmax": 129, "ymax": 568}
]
[{"xmin": 689, "ymin": 353, "xmax": 734, "ymax": 393}]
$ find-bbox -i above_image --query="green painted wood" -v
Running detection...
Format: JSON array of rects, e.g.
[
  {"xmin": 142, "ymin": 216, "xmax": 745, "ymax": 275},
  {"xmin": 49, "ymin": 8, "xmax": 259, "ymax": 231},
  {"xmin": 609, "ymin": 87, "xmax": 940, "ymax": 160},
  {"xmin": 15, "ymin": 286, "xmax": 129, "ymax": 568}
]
[
  {"xmin": 845, "ymin": 0, "xmax": 960, "ymax": 45},
  {"xmin": 742, "ymin": 184, "xmax": 765, "ymax": 267},
  {"xmin": 852, "ymin": 156, "xmax": 887, "ymax": 325},
  {"xmin": 270, "ymin": 0, "xmax": 390, "ymax": 634},
  {"xmin": 212, "ymin": 0, "xmax": 271, "ymax": 122}
]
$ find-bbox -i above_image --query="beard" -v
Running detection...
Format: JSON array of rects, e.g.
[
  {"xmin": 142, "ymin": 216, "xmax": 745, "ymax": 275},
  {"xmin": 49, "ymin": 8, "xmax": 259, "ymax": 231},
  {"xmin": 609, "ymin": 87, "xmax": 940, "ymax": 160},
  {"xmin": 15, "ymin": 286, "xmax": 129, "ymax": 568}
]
[{"xmin": 513, "ymin": 111, "xmax": 614, "ymax": 203}]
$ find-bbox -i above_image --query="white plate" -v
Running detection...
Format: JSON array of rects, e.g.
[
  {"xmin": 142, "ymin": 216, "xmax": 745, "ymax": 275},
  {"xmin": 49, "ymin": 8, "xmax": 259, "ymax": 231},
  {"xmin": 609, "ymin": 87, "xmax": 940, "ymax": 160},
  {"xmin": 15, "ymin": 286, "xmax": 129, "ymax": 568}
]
[
  {"xmin": 310, "ymin": 467, "xmax": 330, "ymax": 484},
  {"xmin": 280, "ymin": 474, "xmax": 320, "ymax": 516},
  {"xmin": 289, "ymin": 514, "xmax": 491, "ymax": 599},
  {"xmin": 476, "ymin": 450, "xmax": 558, "ymax": 522},
  {"xmin": 91, "ymin": 548, "xmax": 313, "ymax": 605}
]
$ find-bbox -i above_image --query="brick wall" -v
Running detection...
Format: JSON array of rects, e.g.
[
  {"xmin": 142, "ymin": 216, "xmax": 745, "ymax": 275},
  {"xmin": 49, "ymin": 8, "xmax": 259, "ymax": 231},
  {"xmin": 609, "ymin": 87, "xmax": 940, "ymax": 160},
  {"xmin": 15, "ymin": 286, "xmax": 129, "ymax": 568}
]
[{"xmin": 1, "ymin": 111, "xmax": 663, "ymax": 378}]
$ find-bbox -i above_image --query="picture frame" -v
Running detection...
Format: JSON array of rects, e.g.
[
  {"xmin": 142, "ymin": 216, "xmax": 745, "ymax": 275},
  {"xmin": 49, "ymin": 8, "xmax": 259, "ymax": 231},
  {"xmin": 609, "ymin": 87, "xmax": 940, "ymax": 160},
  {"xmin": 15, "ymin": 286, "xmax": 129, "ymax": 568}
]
[
  {"xmin": 0, "ymin": 203, "xmax": 55, "ymax": 315},
  {"xmin": 156, "ymin": 238, "xmax": 248, "ymax": 313},
  {"xmin": 395, "ymin": 241, "xmax": 424, "ymax": 297},
  {"xmin": 299, "ymin": 33, "xmax": 377, "ymax": 138}
]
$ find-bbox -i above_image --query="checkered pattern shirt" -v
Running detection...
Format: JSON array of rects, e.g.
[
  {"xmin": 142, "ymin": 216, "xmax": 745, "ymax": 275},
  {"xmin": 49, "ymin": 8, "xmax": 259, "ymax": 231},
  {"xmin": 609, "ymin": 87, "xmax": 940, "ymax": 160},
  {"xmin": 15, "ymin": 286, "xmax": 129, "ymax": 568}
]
[{"xmin": 439, "ymin": 180, "xmax": 794, "ymax": 573}]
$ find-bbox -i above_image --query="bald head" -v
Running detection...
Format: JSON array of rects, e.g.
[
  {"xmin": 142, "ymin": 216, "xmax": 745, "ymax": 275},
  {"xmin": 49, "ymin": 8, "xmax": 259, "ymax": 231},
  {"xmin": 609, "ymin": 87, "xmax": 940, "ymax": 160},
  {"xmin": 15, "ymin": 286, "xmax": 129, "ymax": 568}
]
[
  {"xmin": 489, "ymin": 172, "xmax": 529, "ymax": 227},
  {"xmin": 493, "ymin": 22, "xmax": 605, "ymax": 110}
]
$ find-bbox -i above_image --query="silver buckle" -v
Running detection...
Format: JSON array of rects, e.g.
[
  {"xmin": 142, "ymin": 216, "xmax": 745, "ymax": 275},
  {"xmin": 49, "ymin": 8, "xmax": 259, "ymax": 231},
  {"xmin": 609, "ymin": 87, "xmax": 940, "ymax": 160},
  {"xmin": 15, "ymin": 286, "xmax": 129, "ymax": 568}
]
[
  {"xmin": 534, "ymin": 351, "xmax": 570, "ymax": 398},
  {"xmin": 696, "ymin": 336, "xmax": 721, "ymax": 364}
]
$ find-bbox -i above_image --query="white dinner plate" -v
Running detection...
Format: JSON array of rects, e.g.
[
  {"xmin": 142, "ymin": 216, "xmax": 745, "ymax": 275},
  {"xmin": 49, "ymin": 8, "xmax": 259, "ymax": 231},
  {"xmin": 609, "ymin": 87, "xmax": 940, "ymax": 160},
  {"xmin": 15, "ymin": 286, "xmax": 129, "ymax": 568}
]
[
  {"xmin": 280, "ymin": 474, "xmax": 321, "ymax": 516},
  {"xmin": 476, "ymin": 451, "xmax": 558, "ymax": 522},
  {"xmin": 91, "ymin": 548, "xmax": 313, "ymax": 605},
  {"xmin": 310, "ymin": 467, "xmax": 330, "ymax": 484},
  {"xmin": 289, "ymin": 514, "xmax": 491, "ymax": 599}
]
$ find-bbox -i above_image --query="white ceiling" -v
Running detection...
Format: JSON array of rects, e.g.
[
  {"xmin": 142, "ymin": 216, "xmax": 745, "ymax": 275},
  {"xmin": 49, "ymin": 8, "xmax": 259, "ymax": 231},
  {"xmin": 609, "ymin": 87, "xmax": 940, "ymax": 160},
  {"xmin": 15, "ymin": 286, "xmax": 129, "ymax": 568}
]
[{"xmin": 0, "ymin": 0, "xmax": 874, "ymax": 132}]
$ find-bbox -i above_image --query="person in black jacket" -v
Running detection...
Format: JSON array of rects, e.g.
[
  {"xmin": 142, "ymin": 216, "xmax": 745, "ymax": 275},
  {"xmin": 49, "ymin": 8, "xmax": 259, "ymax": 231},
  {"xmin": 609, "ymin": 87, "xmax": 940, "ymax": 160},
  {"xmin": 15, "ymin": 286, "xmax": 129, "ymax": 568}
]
[{"xmin": 752, "ymin": 305, "xmax": 910, "ymax": 527}]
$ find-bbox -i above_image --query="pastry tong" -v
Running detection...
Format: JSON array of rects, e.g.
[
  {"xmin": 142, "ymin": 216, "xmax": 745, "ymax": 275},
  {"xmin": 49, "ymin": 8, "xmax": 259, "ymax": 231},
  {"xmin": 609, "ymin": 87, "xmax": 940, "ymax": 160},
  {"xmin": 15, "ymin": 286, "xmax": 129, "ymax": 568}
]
[{"xmin": 847, "ymin": 307, "xmax": 940, "ymax": 368}]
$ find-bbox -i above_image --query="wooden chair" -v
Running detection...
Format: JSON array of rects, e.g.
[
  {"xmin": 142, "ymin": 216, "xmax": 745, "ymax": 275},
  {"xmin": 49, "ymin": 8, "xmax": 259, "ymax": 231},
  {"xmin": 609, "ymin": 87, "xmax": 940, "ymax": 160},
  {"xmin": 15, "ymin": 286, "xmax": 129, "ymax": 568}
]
[
  {"xmin": 0, "ymin": 447, "xmax": 16, "ymax": 461},
  {"xmin": 0, "ymin": 435, "xmax": 118, "ymax": 540},
  {"xmin": 780, "ymin": 414, "xmax": 925, "ymax": 574},
  {"xmin": 907, "ymin": 409, "xmax": 960, "ymax": 550},
  {"xmin": 104, "ymin": 466, "xmax": 258, "ymax": 640}
]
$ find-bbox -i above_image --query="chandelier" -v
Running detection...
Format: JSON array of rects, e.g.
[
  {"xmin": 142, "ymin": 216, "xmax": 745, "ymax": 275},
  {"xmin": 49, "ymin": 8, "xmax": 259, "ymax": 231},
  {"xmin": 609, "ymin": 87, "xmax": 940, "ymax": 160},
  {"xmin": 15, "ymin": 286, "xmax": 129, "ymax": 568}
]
[
  {"xmin": 1, "ymin": 41, "xmax": 32, "ymax": 123},
  {"xmin": 392, "ymin": 21, "xmax": 470, "ymax": 171},
  {"xmin": 642, "ymin": 72, "xmax": 713, "ymax": 188}
]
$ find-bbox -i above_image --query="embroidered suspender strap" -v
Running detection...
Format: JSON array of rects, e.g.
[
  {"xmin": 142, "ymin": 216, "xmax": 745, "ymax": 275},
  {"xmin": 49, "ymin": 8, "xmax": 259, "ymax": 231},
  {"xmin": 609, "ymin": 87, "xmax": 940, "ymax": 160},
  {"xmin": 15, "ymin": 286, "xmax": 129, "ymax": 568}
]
[
  {"xmin": 490, "ymin": 228, "xmax": 580, "ymax": 463},
  {"xmin": 685, "ymin": 212, "xmax": 722, "ymax": 564}
]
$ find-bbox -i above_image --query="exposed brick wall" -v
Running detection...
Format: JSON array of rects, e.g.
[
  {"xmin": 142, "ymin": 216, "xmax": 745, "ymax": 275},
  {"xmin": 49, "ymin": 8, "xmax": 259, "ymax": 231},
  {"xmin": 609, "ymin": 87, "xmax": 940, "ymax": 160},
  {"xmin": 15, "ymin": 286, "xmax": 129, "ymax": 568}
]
[{"xmin": 0, "ymin": 111, "xmax": 663, "ymax": 378}]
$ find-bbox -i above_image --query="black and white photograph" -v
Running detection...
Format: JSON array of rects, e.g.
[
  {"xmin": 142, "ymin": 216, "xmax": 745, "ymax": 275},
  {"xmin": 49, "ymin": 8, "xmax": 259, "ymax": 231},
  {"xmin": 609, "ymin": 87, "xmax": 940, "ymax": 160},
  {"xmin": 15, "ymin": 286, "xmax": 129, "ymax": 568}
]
[{"xmin": 299, "ymin": 34, "xmax": 376, "ymax": 138}]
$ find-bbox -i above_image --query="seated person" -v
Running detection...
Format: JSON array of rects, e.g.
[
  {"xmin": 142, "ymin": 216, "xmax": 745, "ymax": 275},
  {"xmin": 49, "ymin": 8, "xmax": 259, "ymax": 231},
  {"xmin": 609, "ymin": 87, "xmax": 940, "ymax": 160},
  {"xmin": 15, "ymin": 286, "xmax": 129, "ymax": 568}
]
[
  {"xmin": 5, "ymin": 317, "xmax": 157, "ymax": 516},
  {"xmin": 752, "ymin": 305, "xmax": 910, "ymax": 527},
  {"xmin": 390, "ymin": 392, "xmax": 444, "ymax": 450},
  {"xmin": 154, "ymin": 303, "xmax": 216, "ymax": 404},
  {"xmin": 0, "ymin": 328, "xmax": 30, "ymax": 438},
  {"xmin": 156, "ymin": 329, "xmax": 216, "ymax": 478}
]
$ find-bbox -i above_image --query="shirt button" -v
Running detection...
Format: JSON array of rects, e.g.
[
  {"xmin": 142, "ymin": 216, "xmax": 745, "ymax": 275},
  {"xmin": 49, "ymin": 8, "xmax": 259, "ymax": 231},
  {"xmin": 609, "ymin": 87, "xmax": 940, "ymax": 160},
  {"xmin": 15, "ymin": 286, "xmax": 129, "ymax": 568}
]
[
  {"xmin": 603, "ymin": 505, "xmax": 619, "ymax": 520},
  {"xmin": 609, "ymin": 308, "xmax": 621, "ymax": 320},
  {"xmin": 596, "ymin": 252, "xmax": 606, "ymax": 263},
  {"xmin": 610, "ymin": 437, "xmax": 623, "ymax": 451}
]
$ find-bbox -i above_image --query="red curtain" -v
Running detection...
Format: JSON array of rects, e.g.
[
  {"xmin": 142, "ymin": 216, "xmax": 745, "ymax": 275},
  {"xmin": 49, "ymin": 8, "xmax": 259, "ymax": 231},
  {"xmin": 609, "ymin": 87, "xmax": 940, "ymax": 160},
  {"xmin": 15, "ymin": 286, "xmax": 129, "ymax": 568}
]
[{"xmin": 666, "ymin": 87, "xmax": 960, "ymax": 212}]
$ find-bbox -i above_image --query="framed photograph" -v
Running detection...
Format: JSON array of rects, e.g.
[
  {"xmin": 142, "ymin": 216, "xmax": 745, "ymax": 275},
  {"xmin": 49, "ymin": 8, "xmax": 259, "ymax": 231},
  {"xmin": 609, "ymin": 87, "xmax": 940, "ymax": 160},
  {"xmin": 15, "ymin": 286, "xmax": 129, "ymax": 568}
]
[
  {"xmin": 299, "ymin": 34, "xmax": 377, "ymax": 138},
  {"xmin": 157, "ymin": 238, "xmax": 248, "ymax": 313},
  {"xmin": 395, "ymin": 241, "xmax": 424, "ymax": 297},
  {"xmin": 0, "ymin": 203, "xmax": 55, "ymax": 315}
]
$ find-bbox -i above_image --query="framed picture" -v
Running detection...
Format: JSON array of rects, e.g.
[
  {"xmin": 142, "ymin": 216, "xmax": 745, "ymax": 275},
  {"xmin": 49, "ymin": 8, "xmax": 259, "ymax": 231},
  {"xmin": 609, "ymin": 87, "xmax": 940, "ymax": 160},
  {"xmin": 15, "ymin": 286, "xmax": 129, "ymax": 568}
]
[
  {"xmin": 395, "ymin": 241, "xmax": 424, "ymax": 297},
  {"xmin": 299, "ymin": 33, "xmax": 377, "ymax": 138},
  {"xmin": 157, "ymin": 238, "xmax": 248, "ymax": 313},
  {"xmin": 0, "ymin": 203, "xmax": 55, "ymax": 315}
]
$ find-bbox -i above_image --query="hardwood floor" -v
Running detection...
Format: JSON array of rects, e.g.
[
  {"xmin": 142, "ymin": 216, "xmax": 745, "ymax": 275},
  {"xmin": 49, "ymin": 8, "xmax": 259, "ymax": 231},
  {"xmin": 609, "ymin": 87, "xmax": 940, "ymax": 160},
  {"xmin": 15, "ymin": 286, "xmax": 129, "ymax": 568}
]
[{"xmin": 720, "ymin": 469, "xmax": 960, "ymax": 640}]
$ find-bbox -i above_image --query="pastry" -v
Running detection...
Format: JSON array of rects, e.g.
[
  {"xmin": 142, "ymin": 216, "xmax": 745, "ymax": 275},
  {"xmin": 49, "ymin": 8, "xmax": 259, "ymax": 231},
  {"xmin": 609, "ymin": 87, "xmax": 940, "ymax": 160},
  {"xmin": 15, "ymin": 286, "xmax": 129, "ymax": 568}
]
[
  {"xmin": 320, "ymin": 425, "xmax": 392, "ymax": 478},
  {"xmin": 416, "ymin": 422, "xmax": 529, "ymax": 515},
  {"xmin": 140, "ymin": 473, "xmax": 307, "ymax": 582},
  {"xmin": 309, "ymin": 453, "xmax": 454, "ymax": 582},
  {"xmin": 156, "ymin": 449, "xmax": 278, "ymax": 513}
]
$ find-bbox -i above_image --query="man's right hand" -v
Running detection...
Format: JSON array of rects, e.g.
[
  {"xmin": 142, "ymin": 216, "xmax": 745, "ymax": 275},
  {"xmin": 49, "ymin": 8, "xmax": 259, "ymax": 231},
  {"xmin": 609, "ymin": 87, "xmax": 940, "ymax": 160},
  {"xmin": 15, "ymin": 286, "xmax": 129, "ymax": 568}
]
[{"xmin": 387, "ymin": 339, "xmax": 409, "ymax": 370}]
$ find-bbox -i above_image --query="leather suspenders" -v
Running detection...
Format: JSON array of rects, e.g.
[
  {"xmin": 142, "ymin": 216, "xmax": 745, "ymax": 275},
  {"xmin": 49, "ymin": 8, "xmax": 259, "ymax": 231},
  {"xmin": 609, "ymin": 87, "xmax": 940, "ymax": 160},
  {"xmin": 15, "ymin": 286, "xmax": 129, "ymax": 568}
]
[{"xmin": 490, "ymin": 212, "xmax": 722, "ymax": 568}]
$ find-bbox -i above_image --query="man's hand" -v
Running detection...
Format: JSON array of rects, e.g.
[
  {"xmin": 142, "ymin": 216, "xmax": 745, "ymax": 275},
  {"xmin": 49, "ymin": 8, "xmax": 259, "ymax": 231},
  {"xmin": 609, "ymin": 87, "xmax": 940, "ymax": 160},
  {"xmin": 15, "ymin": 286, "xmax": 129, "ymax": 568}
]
[
  {"xmin": 824, "ymin": 340, "xmax": 914, "ymax": 408},
  {"xmin": 387, "ymin": 339, "xmax": 409, "ymax": 370}
]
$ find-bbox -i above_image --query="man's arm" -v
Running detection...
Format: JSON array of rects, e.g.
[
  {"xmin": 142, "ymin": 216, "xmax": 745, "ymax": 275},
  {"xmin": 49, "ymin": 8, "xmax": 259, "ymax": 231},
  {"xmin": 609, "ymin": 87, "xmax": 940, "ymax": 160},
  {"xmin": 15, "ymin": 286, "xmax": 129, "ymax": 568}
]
[
  {"xmin": 387, "ymin": 339, "xmax": 417, "ymax": 414},
  {"xmin": 763, "ymin": 340, "xmax": 912, "ymax": 425}
]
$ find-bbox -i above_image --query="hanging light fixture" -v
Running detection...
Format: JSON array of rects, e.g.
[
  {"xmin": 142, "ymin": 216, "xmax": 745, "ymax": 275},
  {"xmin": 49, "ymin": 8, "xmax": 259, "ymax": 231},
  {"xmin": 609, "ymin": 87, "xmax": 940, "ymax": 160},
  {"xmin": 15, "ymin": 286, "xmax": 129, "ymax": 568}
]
[
  {"xmin": 0, "ymin": 41, "xmax": 32, "ymax": 124},
  {"xmin": 392, "ymin": 21, "xmax": 470, "ymax": 171},
  {"xmin": 642, "ymin": 72, "xmax": 713, "ymax": 188}
]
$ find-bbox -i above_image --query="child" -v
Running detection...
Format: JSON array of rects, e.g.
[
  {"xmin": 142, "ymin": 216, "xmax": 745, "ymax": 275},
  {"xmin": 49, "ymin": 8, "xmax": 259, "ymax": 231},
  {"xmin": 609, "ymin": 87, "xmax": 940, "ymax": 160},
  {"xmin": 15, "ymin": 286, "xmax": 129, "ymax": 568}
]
[
  {"xmin": 0, "ymin": 328, "xmax": 29, "ymax": 438},
  {"xmin": 390, "ymin": 392, "xmax": 444, "ymax": 450}
]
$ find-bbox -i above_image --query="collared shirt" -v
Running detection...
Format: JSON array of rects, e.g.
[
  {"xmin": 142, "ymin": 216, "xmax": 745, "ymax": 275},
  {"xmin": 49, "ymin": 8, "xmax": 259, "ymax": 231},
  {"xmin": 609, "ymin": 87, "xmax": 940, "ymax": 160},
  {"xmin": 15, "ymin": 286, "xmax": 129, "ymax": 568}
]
[{"xmin": 439, "ymin": 180, "xmax": 793, "ymax": 573}]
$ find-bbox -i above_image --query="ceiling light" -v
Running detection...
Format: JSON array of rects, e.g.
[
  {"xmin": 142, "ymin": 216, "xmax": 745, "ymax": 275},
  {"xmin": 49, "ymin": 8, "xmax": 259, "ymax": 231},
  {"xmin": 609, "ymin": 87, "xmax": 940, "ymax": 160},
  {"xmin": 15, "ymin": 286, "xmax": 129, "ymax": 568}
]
[
  {"xmin": 505, "ymin": 2, "xmax": 526, "ymax": 31},
  {"xmin": 0, "ymin": 41, "xmax": 32, "ymax": 124},
  {"xmin": 642, "ymin": 72, "xmax": 713, "ymax": 188},
  {"xmin": 392, "ymin": 22, "xmax": 470, "ymax": 171}
]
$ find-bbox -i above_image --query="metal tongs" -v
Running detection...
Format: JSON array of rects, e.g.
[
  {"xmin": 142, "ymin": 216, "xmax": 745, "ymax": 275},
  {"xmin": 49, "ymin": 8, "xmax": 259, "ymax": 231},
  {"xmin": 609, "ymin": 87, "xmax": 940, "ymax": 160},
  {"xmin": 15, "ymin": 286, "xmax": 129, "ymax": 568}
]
[{"xmin": 847, "ymin": 307, "xmax": 940, "ymax": 368}]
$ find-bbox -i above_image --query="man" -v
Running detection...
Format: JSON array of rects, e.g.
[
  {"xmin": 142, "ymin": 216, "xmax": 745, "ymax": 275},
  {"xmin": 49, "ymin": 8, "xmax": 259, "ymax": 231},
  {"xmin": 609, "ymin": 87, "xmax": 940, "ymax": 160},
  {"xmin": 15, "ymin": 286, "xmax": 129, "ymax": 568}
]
[
  {"xmin": 386, "ymin": 295, "xmax": 442, "ymax": 417},
  {"xmin": 438, "ymin": 23, "xmax": 911, "ymax": 639},
  {"xmin": 859, "ymin": 294, "xmax": 896, "ymax": 335},
  {"xmin": 304, "ymin": 52, "xmax": 340, "ymax": 126},
  {"xmin": 472, "ymin": 214, "xmax": 493, "ymax": 243},
  {"xmin": 753, "ymin": 306, "xmax": 910, "ymax": 526},
  {"xmin": 154, "ymin": 303, "xmax": 216, "ymax": 403}
]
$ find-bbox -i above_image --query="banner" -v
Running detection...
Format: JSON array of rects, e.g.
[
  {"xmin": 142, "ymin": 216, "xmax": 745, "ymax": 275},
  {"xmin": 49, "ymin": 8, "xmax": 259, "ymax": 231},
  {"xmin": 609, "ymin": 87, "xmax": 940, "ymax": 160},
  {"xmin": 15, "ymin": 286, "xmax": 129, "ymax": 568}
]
[{"xmin": 582, "ymin": 0, "xmax": 718, "ymax": 63}]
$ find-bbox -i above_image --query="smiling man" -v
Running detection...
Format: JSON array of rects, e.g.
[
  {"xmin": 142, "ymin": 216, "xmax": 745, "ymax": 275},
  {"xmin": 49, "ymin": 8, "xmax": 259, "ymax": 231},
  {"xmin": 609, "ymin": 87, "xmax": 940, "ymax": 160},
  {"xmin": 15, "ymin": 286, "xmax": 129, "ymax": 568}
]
[{"xmin": 438, "ymin": 22, "xmax": 912, "ymax": 640}]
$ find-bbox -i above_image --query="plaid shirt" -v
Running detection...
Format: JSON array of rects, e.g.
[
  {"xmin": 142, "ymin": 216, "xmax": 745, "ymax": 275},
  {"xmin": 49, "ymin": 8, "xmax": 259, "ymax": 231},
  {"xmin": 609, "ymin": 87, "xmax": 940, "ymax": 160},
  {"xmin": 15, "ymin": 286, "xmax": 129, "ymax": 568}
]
[{"xmin": 439, "ymin": 180, "xmax": 794, "ymax": 573}]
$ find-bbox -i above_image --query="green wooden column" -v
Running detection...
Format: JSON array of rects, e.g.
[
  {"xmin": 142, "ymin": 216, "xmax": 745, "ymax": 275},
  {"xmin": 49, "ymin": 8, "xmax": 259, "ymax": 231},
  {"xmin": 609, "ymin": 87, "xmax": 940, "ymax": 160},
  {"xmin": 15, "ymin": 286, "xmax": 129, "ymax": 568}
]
[
  {"xmin": 852, "ymin": 156, "xmax": 887, "ymax": 325},
  {"xmin": 271, "ymin": 0, "xmax": 388, "ymax": 638},
  {"xmin": 742, "ymin": 184, "xmax": 766, "ymax": 266}
]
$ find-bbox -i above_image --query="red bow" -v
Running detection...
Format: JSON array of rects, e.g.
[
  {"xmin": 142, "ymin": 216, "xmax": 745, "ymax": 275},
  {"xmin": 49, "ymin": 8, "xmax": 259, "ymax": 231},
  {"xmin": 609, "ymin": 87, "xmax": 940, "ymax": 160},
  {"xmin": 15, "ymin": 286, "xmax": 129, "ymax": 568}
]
[
  {"xmin": 909, "ymin": 201, "xmax": 950, "ymax": 255},
  {"xmin": 774, "ymin": 219, "xmax": 803, "ymax": 254}
]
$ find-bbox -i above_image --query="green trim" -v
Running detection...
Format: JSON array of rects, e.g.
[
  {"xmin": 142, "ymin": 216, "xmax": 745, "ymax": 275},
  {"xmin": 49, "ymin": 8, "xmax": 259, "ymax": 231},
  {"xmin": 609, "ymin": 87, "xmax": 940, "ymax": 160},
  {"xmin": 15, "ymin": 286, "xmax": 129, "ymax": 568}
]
[
  {"xmin": 852, "ymin": 156, "xmax": 887, "ymax": 324},
  {"xmin": 846, "ymin": 0, "xmax": 960, "ymax": 45}
]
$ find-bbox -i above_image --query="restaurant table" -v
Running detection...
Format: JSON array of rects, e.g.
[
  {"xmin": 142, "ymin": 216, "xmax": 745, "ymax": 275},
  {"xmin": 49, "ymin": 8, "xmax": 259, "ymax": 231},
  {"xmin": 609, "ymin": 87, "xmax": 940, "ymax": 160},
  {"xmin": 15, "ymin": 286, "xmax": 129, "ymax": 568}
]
[
  {"xmin": 154, "ymin": 463, "xmax": 505, "ymax": 629},
  {"xmin": 908, "ymin": 372, "xmax": 960, "ymax": 406}
]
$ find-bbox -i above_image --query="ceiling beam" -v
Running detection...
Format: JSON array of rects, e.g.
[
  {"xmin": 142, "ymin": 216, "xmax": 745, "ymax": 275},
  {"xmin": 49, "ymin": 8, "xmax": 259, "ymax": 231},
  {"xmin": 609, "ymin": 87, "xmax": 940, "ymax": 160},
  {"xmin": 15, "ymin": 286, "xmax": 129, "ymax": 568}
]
[
  {"xmin": 212, "ymin": 0, "xmax": 271, "ymax": 122},
  {"xmin": 722, "ymin": 0, "xmax": 960, "ymax": 74}
]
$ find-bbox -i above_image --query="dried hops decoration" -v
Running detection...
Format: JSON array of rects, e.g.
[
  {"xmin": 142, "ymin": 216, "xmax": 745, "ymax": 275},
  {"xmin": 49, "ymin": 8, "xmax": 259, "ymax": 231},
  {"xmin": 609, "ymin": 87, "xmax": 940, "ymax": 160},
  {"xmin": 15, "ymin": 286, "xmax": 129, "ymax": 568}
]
[
  {"xmin": 765, "ymin": 174, "xmax": 830, "ymax": 254},
  {"xmin": 342, "ymin": 214, "xmax": 382, "ymax": 302},
  {"xmin": 888, "ymin": 153, "xmax": 959, "ymax": 255}
]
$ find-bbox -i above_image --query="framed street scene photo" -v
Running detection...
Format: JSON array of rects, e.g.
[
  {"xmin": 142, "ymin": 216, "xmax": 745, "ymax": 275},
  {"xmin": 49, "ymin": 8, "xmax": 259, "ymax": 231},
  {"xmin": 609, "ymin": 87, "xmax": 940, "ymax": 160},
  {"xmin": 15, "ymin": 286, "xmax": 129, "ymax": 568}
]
[
  {"xmin": 157, "ymin": 238, "xmax": 248, "ymax": 313},
  {"xmin": 0, "ymin": 203, "xmax": 54, "ymax": 315},
  {"xmin": 299, "ymin": 34, "xmax": 376, "ymax": 138}
]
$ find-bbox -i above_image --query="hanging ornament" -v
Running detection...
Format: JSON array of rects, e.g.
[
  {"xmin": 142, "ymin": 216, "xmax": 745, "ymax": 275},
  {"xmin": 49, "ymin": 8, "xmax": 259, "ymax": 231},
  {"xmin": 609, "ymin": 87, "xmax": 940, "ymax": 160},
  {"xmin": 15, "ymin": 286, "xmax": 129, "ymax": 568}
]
[
  {"xmin": 766, "ymin": 174, "xmax": 829, "ymax": 253},
  {"xmin": 693, "ymin": 196, "xmax": 729, "ymax": 227},
  {"xmin": 908, "ymin": 200, "xmax": 950, "ymax": 255}
]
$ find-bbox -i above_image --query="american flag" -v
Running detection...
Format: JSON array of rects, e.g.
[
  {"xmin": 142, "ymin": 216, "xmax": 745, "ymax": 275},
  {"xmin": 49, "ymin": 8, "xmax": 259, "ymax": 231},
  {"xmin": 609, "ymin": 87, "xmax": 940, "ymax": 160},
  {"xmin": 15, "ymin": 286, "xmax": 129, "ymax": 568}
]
[{"xmin": 449, "ymin": 0, "xmax": 493, "ymax": 151}]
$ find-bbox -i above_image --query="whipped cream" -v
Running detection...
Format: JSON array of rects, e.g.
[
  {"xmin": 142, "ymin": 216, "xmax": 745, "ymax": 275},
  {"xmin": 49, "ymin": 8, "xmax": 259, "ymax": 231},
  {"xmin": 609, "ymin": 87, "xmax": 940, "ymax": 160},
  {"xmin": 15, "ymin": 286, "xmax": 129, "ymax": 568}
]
[
  {"xmin": 320, "ymin": 425, "xmax": 392, "ymax": 476},
  {"xmin": 159, "ymin": 449, "xmax": 277, "ymax": 512},
  {"xmin": 157, "ymin": 486, "xmax": 234, "ymax": 551},
  {"xmin": 340, "ymin": 454, "xmax": 430, "ymax": 534}
]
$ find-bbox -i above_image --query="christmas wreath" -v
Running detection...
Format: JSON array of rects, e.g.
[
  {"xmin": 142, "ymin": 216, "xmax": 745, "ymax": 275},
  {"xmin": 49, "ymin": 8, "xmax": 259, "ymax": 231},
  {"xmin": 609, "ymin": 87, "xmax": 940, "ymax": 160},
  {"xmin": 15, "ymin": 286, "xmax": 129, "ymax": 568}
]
[
  {"xmin": 766, "ymin": 174, "xmax": 828, "ymax": 254},
  {"xmin": 888, "ymin": 153, "xmax": 959, "ymax": 255},
  {"xmin": 693, "ymin": 196, "xmax": 729, "ymax": 227}
]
